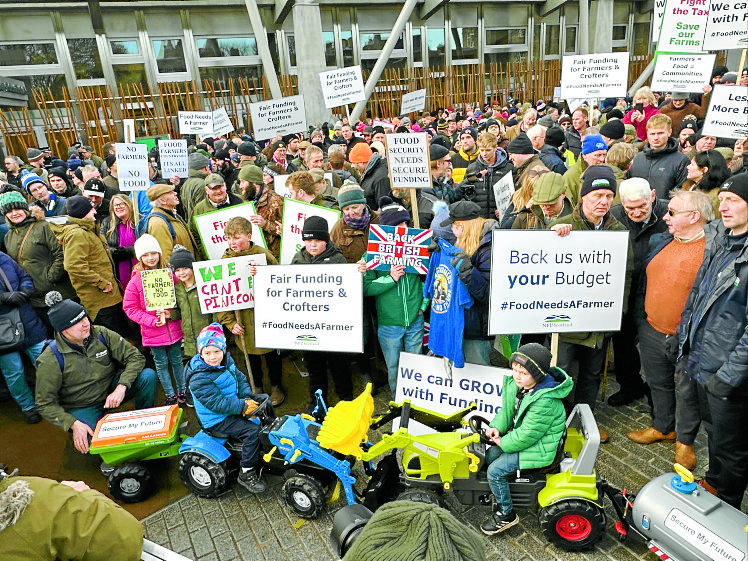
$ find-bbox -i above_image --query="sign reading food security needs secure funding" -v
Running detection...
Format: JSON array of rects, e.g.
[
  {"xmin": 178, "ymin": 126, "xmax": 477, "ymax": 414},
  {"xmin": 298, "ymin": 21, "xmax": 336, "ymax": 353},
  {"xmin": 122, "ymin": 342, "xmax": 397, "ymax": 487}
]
[
  {"xmin": 385, "ymin": 132, "xmax": 431, "ymax": 188},
  {"xmin": 560, "ymin": 53, "xmax": 630, "ymax": 99},
  {"xmin": 319, "ymin": 66, "xmax": 366, "ymax": 109},
  {"xmin": 702, "ymin": 85, "xmax": 748, "ymax": 139},
  {"xmin": 157, "ymin": 139, "xmax": 189, "ymax": 179},
  {"xmin": 249, "ymin": 95, "xmax": 307, "ymax": 141},
  {"xmin": 140, "ymin": 269, "xmax": 176, "ymax": 311},
  {"xmin": 651, "ymin": 53, "xmax": 716, "ymax": 92},
  {"xmin": 193, "ymin": 254, "xmax": 267, "ymax": 314},
  {"xmin": 488, "ymin": 230, "xmax": 629, "ymax": 335},
  {"xmin": 115, "ymin": 143, "xmax": 150, "ymax": 191},
  {"xmin": 365, "ymin": 224, "xmax": 432, "ymax": 274},
  {"xmin": 253, "ymin": 264, "xmax": 363, "ymax": 352},
  {"xmin": 703, "ymin": 0, "xmax": 748, "ymax": 50},
  {"xmin": 193, "ymin": 202, "xmax": 267, "ymax": 260}
]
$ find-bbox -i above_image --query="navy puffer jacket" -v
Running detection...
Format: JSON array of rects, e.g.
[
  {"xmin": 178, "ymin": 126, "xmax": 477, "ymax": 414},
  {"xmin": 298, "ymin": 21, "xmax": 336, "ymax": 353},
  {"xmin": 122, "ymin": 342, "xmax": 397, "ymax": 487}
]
[{"xmin": 0, "ymin": 252, "xmax": 46, "ymax": 347}]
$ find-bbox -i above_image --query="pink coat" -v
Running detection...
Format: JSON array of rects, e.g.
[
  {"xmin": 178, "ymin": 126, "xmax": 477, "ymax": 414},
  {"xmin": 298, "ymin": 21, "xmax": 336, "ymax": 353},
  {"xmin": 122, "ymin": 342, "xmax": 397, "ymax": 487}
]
[
  {"xmin": 123, "ymin": 270, "xmax": 184, "ymax": 347},
  {"xmin": 622, "ymin": 104, "xmax": 660, "ymax": 141}
]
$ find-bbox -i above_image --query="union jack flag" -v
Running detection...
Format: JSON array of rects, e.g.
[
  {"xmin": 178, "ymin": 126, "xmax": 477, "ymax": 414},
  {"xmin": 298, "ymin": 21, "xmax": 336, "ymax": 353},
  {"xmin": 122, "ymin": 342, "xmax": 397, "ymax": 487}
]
[{"xmin": 365, "ymin": 224, "xmax": 432, "ymax": 275}]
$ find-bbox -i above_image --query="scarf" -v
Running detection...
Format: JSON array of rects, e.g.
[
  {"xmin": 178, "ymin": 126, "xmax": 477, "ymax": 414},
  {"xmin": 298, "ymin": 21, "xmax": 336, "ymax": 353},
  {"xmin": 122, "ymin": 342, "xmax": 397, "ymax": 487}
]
[{"xmin": 343, "ymin": 205, "xmax": 372, "ymax": 230}]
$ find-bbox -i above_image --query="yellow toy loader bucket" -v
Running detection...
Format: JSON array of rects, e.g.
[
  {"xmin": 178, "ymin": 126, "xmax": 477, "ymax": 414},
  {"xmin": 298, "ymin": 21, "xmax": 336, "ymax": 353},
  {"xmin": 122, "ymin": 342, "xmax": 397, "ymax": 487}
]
[{"xmin": 317, "ymin": 383, "xmax": 374, "ymax": 459}]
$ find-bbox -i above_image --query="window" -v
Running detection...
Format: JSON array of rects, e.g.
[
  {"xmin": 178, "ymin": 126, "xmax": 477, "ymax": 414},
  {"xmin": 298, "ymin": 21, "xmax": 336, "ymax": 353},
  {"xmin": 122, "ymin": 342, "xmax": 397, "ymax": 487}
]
[
  {"xmin": 67, "ymin": 38, "xmax": 104, "ymax": 80},
  {"xmin": 546, "ymin": 24, "xmax": 560, "ymax": 56},
  {"xmin": 486, "ymin": 28, "xmax": 527, "ymax": 46},
  {"xmin": 0, "ymin": 43, "xmax": 58, "ymax": 66},
  {"xmin": 361, "ymin": 32, "xmax": 403, "ymax": 51},
  {"xmin": 341, "ymin": 31, "xmax": 354, "ymax": 67},
  {"xmin": 451, "ymin": 27, "xmax": 479, "ymax": 60},
  {"xmin": 152, "ymin": 39, "xmax": 187, "ymax": 73},
  {"xmin": 201, "ymin": 65, "xmax": 263, "ymax": 83},
  {"xmin": 287, "ymin": 35, "xmax": 297, "ymax": 67},
  {"xmin": 632, "ymin": 22, "xmax": 650, "ymax": 56},
  {"xmin": 111, "ymin": 41, "xmax": 139, "ymax": 55},
  {"xmin": 427, "ymin": 28, "xmax": 445, "ymax": 67},
  {"xmin": 196, "ymin": 37, "xmax": 258, "ymax": 58},
  {"xmin": 533, "ymin": 25, "xmax": 541, "ymax": 59},
  {"xmin": 2, "ymin": 75, "xmax": 66, "ymax": 108},
  {"xmin": 113, "ymin": 64, "xmax": 148, "ymax": 89},
  {"xmin": 412, "ymin": 28, "xmax": 423, "ymax": 63},
  {"xmin": 361, "ymin": 57, "xmax": 405, "ymax": 73},
  {"xmin": 612, "ymin": 25, "xmax": 627, "ymax": 41},
  {"xmin": 565, "ymin": 26, "xmax": 578, "ymax": 53},
  {"xmin": 484, "ymin": 52, "xmax": 526, "ymax": 65},
  {"xmin": 322, "ymin": 31, "xmax": 336, "ymax": 67}
]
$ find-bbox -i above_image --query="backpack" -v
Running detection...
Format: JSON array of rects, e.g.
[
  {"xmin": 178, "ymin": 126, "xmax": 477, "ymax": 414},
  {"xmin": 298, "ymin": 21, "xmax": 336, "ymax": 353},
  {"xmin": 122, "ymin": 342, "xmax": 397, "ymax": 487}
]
[
  {"xmin": 135, "ymin": 212, "xmax": 176, "ymax": 240},
  {"xmin": 47, "ymin": 332, "xmax": 108, "ymax": 371}
]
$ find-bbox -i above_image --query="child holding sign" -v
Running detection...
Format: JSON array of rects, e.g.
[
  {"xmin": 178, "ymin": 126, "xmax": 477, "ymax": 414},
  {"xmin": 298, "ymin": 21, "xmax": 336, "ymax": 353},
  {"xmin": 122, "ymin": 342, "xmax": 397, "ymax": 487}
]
[{"xmin": 123, "ymin": 234, "xmax": 187, "ymax": 406}]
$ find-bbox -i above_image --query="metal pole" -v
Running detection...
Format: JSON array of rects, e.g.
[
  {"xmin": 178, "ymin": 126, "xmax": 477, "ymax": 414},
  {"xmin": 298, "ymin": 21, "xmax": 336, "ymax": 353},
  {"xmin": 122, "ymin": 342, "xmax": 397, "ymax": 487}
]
[
  {"xmin": 244, "ymin": 0, "xmax": 283, "ymax": 100},
  {"xmin": 349, "ymin": 0, "xmax": 419, "ymax": 122}
]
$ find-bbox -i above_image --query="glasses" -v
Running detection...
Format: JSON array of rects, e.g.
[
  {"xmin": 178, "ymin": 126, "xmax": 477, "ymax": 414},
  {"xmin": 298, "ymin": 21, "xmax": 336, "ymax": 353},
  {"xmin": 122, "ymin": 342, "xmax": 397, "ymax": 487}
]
[{"xmin": 667, "ymin": 208, "xmax": 695, "ymax": 216}]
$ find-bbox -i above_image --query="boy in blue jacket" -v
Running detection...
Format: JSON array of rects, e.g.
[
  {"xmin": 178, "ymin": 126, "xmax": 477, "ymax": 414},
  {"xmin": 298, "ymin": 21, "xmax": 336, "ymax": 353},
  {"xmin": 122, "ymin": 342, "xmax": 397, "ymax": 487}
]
[{"xmin": 188, "ymin": 323, "xmax": 268, "ymax": 493}]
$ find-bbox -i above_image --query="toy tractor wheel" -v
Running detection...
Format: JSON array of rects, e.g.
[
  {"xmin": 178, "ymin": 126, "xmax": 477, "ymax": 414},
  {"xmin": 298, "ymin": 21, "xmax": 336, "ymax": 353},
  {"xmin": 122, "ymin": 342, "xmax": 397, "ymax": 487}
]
[
  {"xmin": 178, "ymin": 453, "xmax": 231, "ymax": 498},
  {"xmin": 396, "ymin": 488, "xmax": 445, "ymax": 508},
  {"xmin": 108, "ymin": 463, "xmax": 152, "ymax": 503},
  {"xmin": 539, "ymin": 499, "xmax": 606, "ymax": 551},
  {"xmin": 283, "ymin": 474, "xmax": 326, "ymax": 519}
]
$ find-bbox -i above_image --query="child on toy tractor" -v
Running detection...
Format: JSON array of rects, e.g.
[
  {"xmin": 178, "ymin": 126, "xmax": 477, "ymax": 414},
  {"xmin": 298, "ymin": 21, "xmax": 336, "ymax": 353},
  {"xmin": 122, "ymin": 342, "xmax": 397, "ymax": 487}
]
[
  {"xmin": 187, "ymin": 323, "xmax": 270, "ymax": 494},
  {"xmin": 481, "ymin": 343, "xmax": 572, "ymax": 535}
]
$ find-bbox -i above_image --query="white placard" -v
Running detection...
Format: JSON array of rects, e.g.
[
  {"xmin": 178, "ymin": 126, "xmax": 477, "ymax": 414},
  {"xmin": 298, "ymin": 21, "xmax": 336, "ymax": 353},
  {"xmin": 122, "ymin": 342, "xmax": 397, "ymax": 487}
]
[
  {"xmin": 652, "ymin": 0, "xmax": 667, "ymax": 41},
  {"xmin": 560, "ymin": 53, "xmax": 630, "ymax": 99},
  {"xmin": 253, "ymin": 264, "xmax": 363, "ymax": 352},
  {"xmin": 492, "ymin": 172, "xmax": 515, "ymax": 221},
  {"xmin": 193, "ymin": 202, "xmax": 267, "ymax": 260},
  {"xmin": 114, "ymin": 143, "xmax": 150, "ymax": 191},
  {"xmin": 98, "ymin": 414, "xmax": 167, "ymax": 438},
  {"xmin": 651, "ymin": 53, "xmax": 716, "ymax": 92},
  {"xmin": 319, "ymin": 66, "xmax": 367, "ymax": 109},
  {"xmin": 193, "ymin": 254, "xmax": 267, "ymax": 314},
  {"xmin": 386, "ymin": 132, "xmax": 431, "ymax": 189},
  {"xmin": 212, "ymin": 107, "xmax": 234, "ymax": 137},
  {"xmin": 488, "ymin": 230, "xmax": 629, "ymax": 335},
  {"xmin": 704, "ymin": 1, "xmax": 748, "ymax": 50},
  {"xmin": 157, "ymin": 139, "xmax": 188, "ymax": 179},
  {"xmin": 657, "ymin": 0, "xmax": 708, "ymax": 53},
  {"xmin": 400, "ymin": 89, "xmax": 428, "ymax": 115},
  {"xmin": 664, "ymin": 509, "xmax": 745, "ymax": 561},
  {"xmin": 178, "ymin": 111, "xmax": 213, "ymax": 136},
  {"xmin": 249, "ymin": 95, "xmax": 307, "ymax": 141},
  {"xmin": 279, "ymin": 198, "xmax": 341, "ymax": 264},
  {"xmin": 701, "ymin": 85, "xmax": 748, "ymax": 139},
  {"xmin": 553, "ymin": 86, "xmax": 561, "ymax": 101},
  {"xmin": 372, "ymin": 119, "xmax": 395, "ymax": 131},
  {"xmin": 394, "ymin": 352, "xmax": 508, "ymax": 435}
]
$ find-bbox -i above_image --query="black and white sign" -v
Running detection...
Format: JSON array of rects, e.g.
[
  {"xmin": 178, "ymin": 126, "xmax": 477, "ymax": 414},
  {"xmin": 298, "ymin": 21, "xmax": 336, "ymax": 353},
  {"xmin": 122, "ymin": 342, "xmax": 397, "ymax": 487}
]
[
  {"xmin": 178, "ymin": 111, "xmax": 213, "ymax": 136},
  {"xmin": 249, "ymin": 95, "xmax": 307, "ymax": 141},
  {"xmin": 319, "ymin": 66, "xmax": 366, "ymax": 109},
  {"xmin": 656, "ymin": 0, "xmax": 708, "ymax": 52},
  {"xmin": 492, "ymin": 172, "xmax": 515, "ymax": 222},
  {"xmin": 212, "ymin": 107, "xmax": 234, "ymax": 137},
  {"xmin": 702, "ymin": 85, "xmax": 748, "ymax": 139},
  {"xmin": 560, "ymin": 53, "xmax": 630, "ymax": 99},
  {"xmin": 651, "ymin": 53, "xmax": 716, "ymax": 92},
  {"xmin": 115, "ymin": 143, "xmax": 150, "ymax": 191},
  {"xmin": 704, "ymin": 0, "xmax": 748, "ymax": 50},
  {"xmin": 157, "ymin": 139, "xmax": 188, "ymax": 179},
  {"xmin": 385, "ymin": 133, "xmax": 431, "ymax": 189},
  {"xmin": 400, "ymin": 89, "xmax": 427, "ymax": 115}
]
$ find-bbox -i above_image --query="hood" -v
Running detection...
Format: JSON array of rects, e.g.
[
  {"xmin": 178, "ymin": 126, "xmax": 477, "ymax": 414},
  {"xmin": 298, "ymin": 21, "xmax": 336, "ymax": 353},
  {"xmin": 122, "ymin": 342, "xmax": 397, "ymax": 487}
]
[
  {"xmin": 187, "ymin": 352, "xmax": 235, "ymax": 379},
  {"xmin": 643, "ymin": 137, "xmax": 679, "ymax": 157},
  {"xmin": 531, "ymin": 366, "xmax": 573, "ymax": 398},
  {"xmin": 0, "ymin": 478, "xmax": 33, "ymax": 532},
  {"xmin": 362, "ymin": 152, "xmax": 384, "ymax": 177},
  {"xmin": 477, "ymin": 147, "xmax": 508, "ymax": 169}
]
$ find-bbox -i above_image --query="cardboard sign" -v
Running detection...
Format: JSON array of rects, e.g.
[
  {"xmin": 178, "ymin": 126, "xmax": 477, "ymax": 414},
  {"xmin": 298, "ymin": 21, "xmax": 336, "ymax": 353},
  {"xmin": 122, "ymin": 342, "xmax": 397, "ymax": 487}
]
[
  {"xmin": 157, "ymin": 139, "xmax": 188, "ymax": 179},
  {"xmin": 394, "ymin": 352, "xmax": 508, "ymax": 435},
  {"xmin": 249, "ymin": 95, "xmax": 307, "ymax": 141},
  {"xmin": 488, "ymin": 230, "xmax": 629, "ymax": 335},
  {"xmin": 193, "ymin": 202, "xmax": 267, "ymax": 260},
  {"xmin": 400, "ymin": 89, "xmax": 427, "ymax": 115},
  {"xmin": 386, "ymin": 133, "xmax": 431, "ymax": 189},
  {"xmin": 178, "ymin": 111, "xmax": 213, "ymax": 136},
  {"xmin": 212, "ymin": 107, "xmax": 234, "ymax": 137},
  {"xmin": 193, "ymin": 254, "xmax": 267, "ymax": 314},
  {"xmin": 703, "ymin": 1, "xmax": 748, "ymax": 50},
  {"xmin": 492, "ymin": 172, "xmax": 515, "ymax": 221},
  {"xmin": 140, "ymin": 269, "xmax": 176, "ymax": 311},
  {"xmin": 560, "ymin": 53, "xmax": 630, "ymax": 99},
  {"xmin": 278, "ymin": 198, "xmax": 341, "ymax": 264},
  {"xmin": 115, "ymin": 143, "xmax": 150, "ymax": 191},
  {"xmin": 651, "ymin": 53, "xmax": 716, "ymax": 92},
  {"xmin": 319, "ymin": 66, "xmax": 366, "ymax": 108},
  {"xmin": 656, "ymin": 0, "xmax": 708, "ymax": 52},
  {"xmin": 365, "ymin": 224, "xmax": 432, "ymax": 274},
  {"xmin": 253, "ymin": 264, "xmax": 364, "ymax": 352},
  {"xmin": 701, "ymin": 85, "xmax": 748, "ymax": 139}
]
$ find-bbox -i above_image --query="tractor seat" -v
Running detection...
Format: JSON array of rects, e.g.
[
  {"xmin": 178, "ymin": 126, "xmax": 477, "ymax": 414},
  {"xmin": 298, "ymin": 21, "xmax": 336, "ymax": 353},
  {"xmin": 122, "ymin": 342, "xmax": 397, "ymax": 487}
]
[
  {"xmin": 512, "ymin": 430, "xmax": 567, "ymax": 478},
  {"xmin": 203, "ymin": 427, "xmax": 244, "ymax": 453}
]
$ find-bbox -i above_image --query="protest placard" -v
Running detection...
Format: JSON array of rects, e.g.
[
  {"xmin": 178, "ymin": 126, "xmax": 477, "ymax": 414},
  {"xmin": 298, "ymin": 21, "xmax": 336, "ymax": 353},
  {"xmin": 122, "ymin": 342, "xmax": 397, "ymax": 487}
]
[
  {"xmin": 273, "ymin": 173, "xmax": 334, "ymax": 199},
  {"xmin": 651, "ymin": 53, "xmax": 716, "ymax": 92},
  {"xmin": 140, "ymin": 269, "xmax": 176, "ymax": 311},
  {"xmin": 253, "ymin": 264, "xmax": 363, "ymax": 352},
  {"xmin": 212, "ymin": 107, "xmax": 234, "ymax": 137},
  {"xmin": 193, "ymin": 202, "xmax": 267, "ymax": 260},
  {"xmin": 394, "ymin": 352, "xmax": 508, "ymax": 435},
  {"xmin": 319, "ymin": 66, "xmax": 366, "ymax": 108},
  {"xmin": 279, "ymin": 199, "xmax": 341, "ymax": 264},
  {"xmin": 249, "ymin": 95, "xmax": 307, "ymax": 141},
  {"xmin": 115, "ymin": 143, "xmax": 150, "ymax": 190},
  {"xmin": 656, "ymin": 0, "xmax": 708, "ymax": 53},
  {"xmin": 652, "ymin": 0, "xmax": 667, "ymax": 39},
  {"xmin": 560, "ymin": 53, "xmax": 630, "ymax": 99},
  {"xmin": 178, "ymin": 111, "xmax": 213, "ymax": 136},
  {"xmin": 385, "ymin": 132, "xmax": 431, "ymax": 189},
  {"xmin": 492, "ymin": 172, "xmax": 515, "ymax": 222},
  {"xmin": 365, "ymin": 224, "xmax": 432, "ymax": 274},
  {"xmin": 701, "ymin": 85, "xmax": 748, "ymax": 139},
  {"xmin": 372, "ymin": 119, "xmax": 395, "ymax": 131},
  {"xmin": 400, "ymin": 89, "xmax": 427, "ymax": 115},
  {"xmin": 703, "ymin": 0, "xmax": 748, "ymax": 50},
  {"xmin": 488, "ymin": 230, "xmax": 629, "ymax": 335},
  {"xmin": 193, "ymin": 254, "xmax": 267, "ymax": 314},
  {"xmin": 157, "ymin": 139, "xmax": 188, "ymax": 179}
]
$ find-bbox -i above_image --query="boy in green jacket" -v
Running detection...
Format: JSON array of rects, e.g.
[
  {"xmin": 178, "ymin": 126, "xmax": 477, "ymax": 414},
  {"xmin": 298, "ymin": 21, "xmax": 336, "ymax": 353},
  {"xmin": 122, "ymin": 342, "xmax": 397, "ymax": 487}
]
[{"xmin": 481, "ymin": 343, "xmax": 572, "ymax": 535}]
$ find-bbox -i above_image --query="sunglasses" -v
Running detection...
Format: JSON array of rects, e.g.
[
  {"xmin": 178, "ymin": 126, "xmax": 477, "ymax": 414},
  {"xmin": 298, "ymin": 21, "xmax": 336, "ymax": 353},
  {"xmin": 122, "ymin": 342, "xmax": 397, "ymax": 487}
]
[{"xmin": 667, "ymin": 208, "xmax": 695, "ymax": 216}]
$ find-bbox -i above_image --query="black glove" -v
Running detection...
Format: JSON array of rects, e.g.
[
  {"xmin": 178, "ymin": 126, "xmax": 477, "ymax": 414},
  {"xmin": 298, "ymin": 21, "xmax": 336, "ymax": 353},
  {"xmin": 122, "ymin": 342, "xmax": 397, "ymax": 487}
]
[
  {"xmin": 451, "ymin": 251, "xmax": 473, "ymax": 283},
  {"xmin": 664, "ymin": 335, "xmax": 679, "ymax": 364},
  {"xmin": 427, "ymin": 239, "xmax": 441, "ymax": 254},
  {"xmin": 0, "ymin": 291, "xmax": 28, "ymax": 306},
  {"xmin": 706, "ymin": 374, "xmax": 733, "ymax": 400},
  {"xmin": 110, "ymin": 246, "xmax": 133, "ymax": 261}
]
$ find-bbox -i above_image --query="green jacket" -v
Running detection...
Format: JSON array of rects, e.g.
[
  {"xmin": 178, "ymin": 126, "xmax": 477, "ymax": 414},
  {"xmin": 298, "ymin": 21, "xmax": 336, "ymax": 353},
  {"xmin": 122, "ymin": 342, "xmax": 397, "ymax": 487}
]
[
  {"xmin": 35, "ymin": 326, "xmax": 146, "ymax": 431},
  {"xmin": 562, "ymin": 158, "xmax": 587, "ymax": 208},
  {"xmin": 490, "ymin": 367, "xmax": 573, "ymax": 469},
  {"xmin": 174, "ymin": 281, "xmax": 213, "ymax": 356},
  {"xmin": 3, "ymin": 216, "xmax": 75, "ymax": 307},
  {"xmin": 363, "ymin": 270, "xmax": 429, "ymax": 327},
  {"xmin": 0, "ymin": 475, "xmax": 143, "ymax": 561},
  {"xmin": 181, "ymin": 168, "xmax": 209, "ymax": 221}
]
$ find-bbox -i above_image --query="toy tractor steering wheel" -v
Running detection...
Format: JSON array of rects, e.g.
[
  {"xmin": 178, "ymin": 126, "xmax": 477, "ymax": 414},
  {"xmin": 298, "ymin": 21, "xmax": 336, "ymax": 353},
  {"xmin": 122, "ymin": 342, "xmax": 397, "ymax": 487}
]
[
  {"xmin": 250, "ymin": 396, "xmax": 274, "ymax": 424},
  {"xmin": 468, "ymin": 414, "xmax": 493, "ymax": 444}
]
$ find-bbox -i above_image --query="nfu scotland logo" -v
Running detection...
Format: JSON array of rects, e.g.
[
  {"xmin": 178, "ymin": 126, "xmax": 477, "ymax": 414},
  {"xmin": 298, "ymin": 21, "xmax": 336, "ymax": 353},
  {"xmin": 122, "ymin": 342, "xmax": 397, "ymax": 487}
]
[
  {"xmin": 542, "ymin": 315, "xmax": 572, "ymax": 328},
  {"xmin": 295, "ymin": 334, "xmax": 319, "ymax": 347}
]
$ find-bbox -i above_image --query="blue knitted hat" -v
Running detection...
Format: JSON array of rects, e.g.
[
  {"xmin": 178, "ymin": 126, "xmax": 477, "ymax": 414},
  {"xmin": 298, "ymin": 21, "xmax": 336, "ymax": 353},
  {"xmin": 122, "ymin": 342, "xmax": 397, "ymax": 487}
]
[{"xmin": 198, "ymin": 323, "xmax": 227, "ymax": 353}]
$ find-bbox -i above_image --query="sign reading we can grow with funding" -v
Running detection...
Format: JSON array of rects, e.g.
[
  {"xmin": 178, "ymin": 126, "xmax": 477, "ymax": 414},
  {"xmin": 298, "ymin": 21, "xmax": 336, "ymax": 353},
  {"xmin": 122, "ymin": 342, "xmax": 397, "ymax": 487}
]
[{"xmin": 193, "ymin": 254, "xmax": 267, "ymax": 314}]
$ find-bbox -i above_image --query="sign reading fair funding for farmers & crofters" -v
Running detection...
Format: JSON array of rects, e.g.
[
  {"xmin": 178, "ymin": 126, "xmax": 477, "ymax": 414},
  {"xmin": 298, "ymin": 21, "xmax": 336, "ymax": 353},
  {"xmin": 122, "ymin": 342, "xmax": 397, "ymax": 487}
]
[
  {"xmin": 193, "ymin": 254, "xmax": 267, "ymax": 314},
  {"xmin": 365, "ymin": 224, "xmax": 431, "ymax": 274},
  {"xmin": 560, "ymin": 53, "xmax": 630, "ymax": 99},
  {"xmin": 488, "ymin": 230, "xmax": 629, "ymax": 335}
]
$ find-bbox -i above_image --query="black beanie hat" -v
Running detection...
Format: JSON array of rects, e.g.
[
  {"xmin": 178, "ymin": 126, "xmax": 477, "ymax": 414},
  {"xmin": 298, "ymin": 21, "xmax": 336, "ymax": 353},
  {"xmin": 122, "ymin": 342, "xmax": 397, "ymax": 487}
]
[
  {"xmin": 719, "ymin": 173, "xmax": 748, "ymax": 204},
  {"xmin": 378, "ymin": 196, "xmax": 412, "ymax": 227},
  {"xmin": 510, "ymin": 343, "xmax": 552, "ymax": 382},
  {"xmin": 507, "ymin": 133, "xmax": 536, "ymax": 155},
  {"xmin": 580, "ymin": 165, "xmax": 617, "ymax": 198},
  {"xmin": 302, "ymin": 216, "xmax": 330, "ymax": 243},
  {"xmin": 169, "ymin": 244, "xmax": 196, "ymax": 270},
  {"xmin": 45, "ymin": 291, "xmax": 87, "ymax": 332},
  {"xmin": 66, "ymin": 195, "xmax": 94, "ymax": 219},
  {"xmin": 599, "ymin": 119, "xmax": 625, "ymax": 140},
  {"xmin": 545, "ymin": 126, "xmax": 566, "ymax": 148}
]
